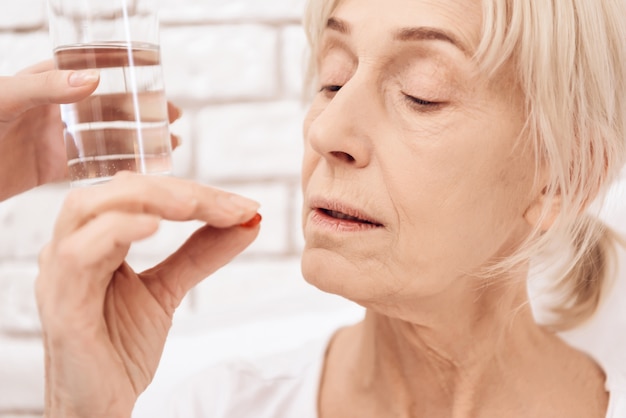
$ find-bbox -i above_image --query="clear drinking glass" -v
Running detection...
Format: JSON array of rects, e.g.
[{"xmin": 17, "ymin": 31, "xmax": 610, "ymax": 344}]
[{"xmin": 47, "ymin": 0, "xmax": 172, "ymax": 186}]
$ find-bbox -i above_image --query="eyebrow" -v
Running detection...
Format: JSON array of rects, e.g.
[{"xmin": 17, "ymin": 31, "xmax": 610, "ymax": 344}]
[{"xmin": 326, "ymin": 17, "xmax": 469, "ymax": 55}]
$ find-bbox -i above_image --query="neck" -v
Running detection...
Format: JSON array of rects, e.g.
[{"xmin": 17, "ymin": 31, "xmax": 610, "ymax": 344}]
[{"xmin": 326, "ymin": 269, "xmax": 567, "ymax": 417}]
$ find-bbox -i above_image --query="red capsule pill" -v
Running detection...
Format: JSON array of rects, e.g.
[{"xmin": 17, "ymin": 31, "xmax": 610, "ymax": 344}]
[{"xmin": 239, "ymin": 213, "xmax": 262, "ymax": 228}]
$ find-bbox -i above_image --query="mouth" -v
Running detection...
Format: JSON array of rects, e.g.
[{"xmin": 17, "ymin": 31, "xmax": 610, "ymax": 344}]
[
  {"xmin": 318, "ymin": 208, "xmax": 382, "ymax": 226},
  {"xmin": 310, "ymin": 199, "xmax": 384, "ymax": 229}
]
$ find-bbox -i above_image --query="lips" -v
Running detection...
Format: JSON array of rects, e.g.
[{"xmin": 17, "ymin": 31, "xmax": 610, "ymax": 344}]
[
  {"xmin": 319, "ymin": 209, "xmax": 380, "ymax": 225},
  {"xmin": 310, "ymin": 198, "xmax": 384, "ymax": 228}
]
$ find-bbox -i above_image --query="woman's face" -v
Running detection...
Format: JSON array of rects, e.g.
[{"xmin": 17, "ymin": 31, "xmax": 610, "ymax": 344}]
[{"xmin": 301, "ymin": 0, "xmax": 540, "ymax": 307}]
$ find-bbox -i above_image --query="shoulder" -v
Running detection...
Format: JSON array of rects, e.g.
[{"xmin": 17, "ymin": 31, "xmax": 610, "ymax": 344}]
[{"xmin": 166, "ymin": 336, "xmax": 331, "ymax": 418}]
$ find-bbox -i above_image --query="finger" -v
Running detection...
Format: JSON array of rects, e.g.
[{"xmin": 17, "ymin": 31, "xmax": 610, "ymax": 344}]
[
  {"xmin": 170, "ymin": 134, "xmax": 182, "ymax": 150},
  {"xmin": 37, "ymin": 212, "xmax": 160, "ymax": 319},
  {"xmin": 141, "ymin": 221, "xmax": 261, "ymax": 312},
  {"xmin": 167, "ymin": 101, "xmax": 182, "ymax": 123},
  {"xmin": 0, "ymin": 70, "xmax": 99, "ymax": 121},
  {"xmin": 14, "ymin": 63, "xmax": 180, "ymax": 124},
  {"xmin": 60, "ymin": 211, "xmax": 161, "ymax": 270},
  {"xmin": 16, "ymin": 60, "xmax": 55, "ymax": 75},
  {"xmin": 53, "ymin": 172, "xmax": 260, "ymax": 240}
]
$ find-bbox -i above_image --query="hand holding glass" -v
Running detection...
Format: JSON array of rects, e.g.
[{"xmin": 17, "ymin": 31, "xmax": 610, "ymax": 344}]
[{"xmin": 47, "ymin": 0, "xmax": 172, "ymax": 186}]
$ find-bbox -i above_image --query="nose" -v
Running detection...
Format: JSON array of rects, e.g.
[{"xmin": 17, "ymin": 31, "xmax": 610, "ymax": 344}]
[{"xmin": 305, "ymin": 74, "xmax": 375, "ymax": 169}]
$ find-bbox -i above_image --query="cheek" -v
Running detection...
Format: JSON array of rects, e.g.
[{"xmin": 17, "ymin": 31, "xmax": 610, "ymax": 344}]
[{"xmin": 382, "ymin": 129, "xmax": 535, "ymax": 279}]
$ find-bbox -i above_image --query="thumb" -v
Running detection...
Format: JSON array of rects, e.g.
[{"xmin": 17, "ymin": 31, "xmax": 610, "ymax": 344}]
[
  {"xmin": 141, "ymin": 222, "xmax": 261, "ymax": 312},
  {"xmin": 0, "ymin": 69, "xmax": 99, "ymax": 120}
]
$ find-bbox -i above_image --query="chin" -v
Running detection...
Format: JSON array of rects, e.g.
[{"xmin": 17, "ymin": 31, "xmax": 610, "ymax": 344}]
[
  {"xmin": 301, "ymin": 248, "xmax": 338, "ymax": 292},
  {"xmin": 300, "ymin": 247, "xmax": 381, "ymax": 303}
]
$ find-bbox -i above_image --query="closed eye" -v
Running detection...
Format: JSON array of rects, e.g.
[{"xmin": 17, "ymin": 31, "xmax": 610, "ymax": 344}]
[
  {"xmin": 403, "ymin": 93, "xmax": 443, "ymax": 111},
  {"xmin": 404, "ymin": 94, "xmax": 436, "ymax": 106},
  {"xmin": 320, "ymin": 85, "xmax": 343, "ymax": 96}
]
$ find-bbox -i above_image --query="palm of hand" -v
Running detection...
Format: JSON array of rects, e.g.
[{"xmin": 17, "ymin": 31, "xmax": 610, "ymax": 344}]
[
  {"xmin": 41, "ymin": 261, "xmax": 176, "ymax": 417},
  {"xmin": 105, "ymin": 265, "xmax": 175, "ymax": 389}
]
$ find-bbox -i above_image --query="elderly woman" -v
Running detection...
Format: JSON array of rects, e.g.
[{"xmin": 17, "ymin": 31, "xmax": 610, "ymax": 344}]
[{"xmin": 35, "ymin": 0, "xmax": 626, "ymax": 417}]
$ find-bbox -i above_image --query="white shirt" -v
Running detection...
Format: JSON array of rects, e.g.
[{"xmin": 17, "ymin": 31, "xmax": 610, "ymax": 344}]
[
  {"xmin": 168, "ymin": 335, "xmax": 327, "ymax": 418},
  {"xmin": 168, "ymin": 331, "xmax": 626, "ymax": 418}
]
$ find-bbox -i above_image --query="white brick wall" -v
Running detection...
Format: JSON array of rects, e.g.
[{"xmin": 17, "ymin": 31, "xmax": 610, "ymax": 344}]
[{"xmin": 0, "ymin": 1, "xmax": 364, "ymax": 416}]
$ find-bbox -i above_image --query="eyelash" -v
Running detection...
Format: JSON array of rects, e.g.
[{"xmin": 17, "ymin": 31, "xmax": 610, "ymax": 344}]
[
  {"xmin": 320, "ymin": 85, "xmax": 342, "ymax": 94},
  {"xmin": 404, "ymin": 94, "xmax": 437, "ymax": 107},
  {"xmin": 320, "ymin": 85, "xmax": 441, "ymax": 111}
]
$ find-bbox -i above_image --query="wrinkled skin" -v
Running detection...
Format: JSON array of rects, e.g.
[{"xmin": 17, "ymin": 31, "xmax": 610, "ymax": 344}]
[{"xmin": 37, "ymin": 173, "xmax": 261, "ymax": 418}]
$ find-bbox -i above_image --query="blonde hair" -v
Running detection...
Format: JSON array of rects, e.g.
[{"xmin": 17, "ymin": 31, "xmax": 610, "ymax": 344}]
[{"xmin": 303, "ymin": 0, "xmax": 626, "ymax": 330}]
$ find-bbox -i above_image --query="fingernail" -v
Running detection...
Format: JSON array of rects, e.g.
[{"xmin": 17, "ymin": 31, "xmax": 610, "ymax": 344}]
[
  {"xmin": 68, "ymin": 69, "xmax": 100, "ymax": 87},
  {"xmin": 239, "ymin": 213, "xmax": 262, "ymax": 228},
  {"xmin": 218, "ymin": 193, "xmax": 260, "ymax": 213}
]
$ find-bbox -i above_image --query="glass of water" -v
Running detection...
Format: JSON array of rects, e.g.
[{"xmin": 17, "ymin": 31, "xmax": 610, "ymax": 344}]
[{"xmin": 47, "ymin": 0, "xmax": 173, "ymax": 186}]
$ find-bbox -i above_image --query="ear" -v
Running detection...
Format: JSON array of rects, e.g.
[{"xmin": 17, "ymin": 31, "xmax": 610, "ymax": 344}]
[{"xmin": 523, "ymin": 186, "xmax": 561, "ymax": 232}]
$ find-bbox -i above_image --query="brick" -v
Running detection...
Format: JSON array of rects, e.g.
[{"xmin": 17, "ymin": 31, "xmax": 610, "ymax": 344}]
[
  {"xmin": 0, "ymin": 415, "xmax": 41, "ymax": 418},
  {"xmin": 160, "ymin": 25, "xmax": 278, "ymax": 101},
  {"xmin": 0, "ymin": 185, "xmax": 67, "ymax": 260},
  {"xmin": 195, "ymin": 101, "xmax": 306, "ymax": 181},
  {"xmin": 0, "ymin": 337, "xmax": 44, "ymax": 412},
  {"xmin": 0, "ymin": 0, "xmax": 46, "ymax": 30},
  {"xmin": 126, "ymin": 219, "xmax": 209, "ymax": 264},
  {"xmin": 159, "ymin": 0, "xmax": 307, "ymax": 24},
  {"xmin": 0, "ymin": 32, "xmax": 53, "ymax": 76},
  {"xmin": 191, "ymin": 257, "xmax": 361, "ymax": 321},
  {"xmin": 0, "ymin": 263, "xmax": 40, "ymax": 335},
  {"xmin": 290, "ymin": 183, "xmax": 306, "ymax": 253},
  {"xmin": 280, "ymin": 25, "xmax": 309, "ymax": 98},
  {"xmin": 191, "ymin": 257, "xmax": 302, "ymax": 320},
  {"xmin": 227, "ymin": 182, "xmax": 291, "ymax": 254}
]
